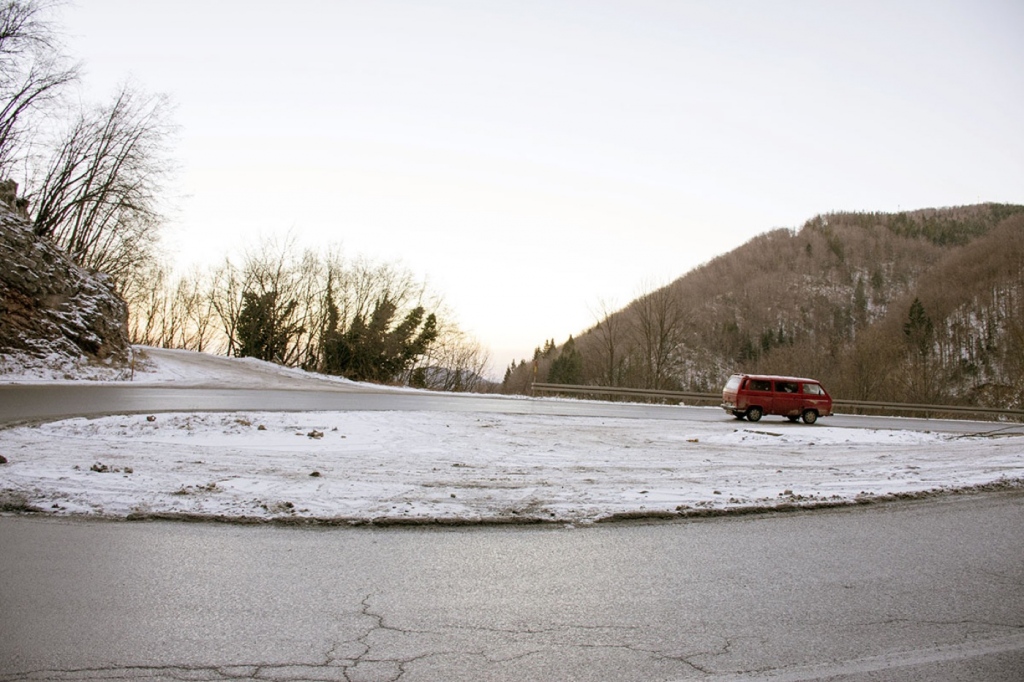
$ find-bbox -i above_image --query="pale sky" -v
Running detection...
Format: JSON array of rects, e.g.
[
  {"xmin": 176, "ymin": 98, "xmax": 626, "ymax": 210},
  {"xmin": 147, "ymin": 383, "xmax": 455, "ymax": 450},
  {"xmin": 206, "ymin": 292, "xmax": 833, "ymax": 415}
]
[{"xmin": 61, "ymin": 1, "xmax": 1024, "ymax": 376}]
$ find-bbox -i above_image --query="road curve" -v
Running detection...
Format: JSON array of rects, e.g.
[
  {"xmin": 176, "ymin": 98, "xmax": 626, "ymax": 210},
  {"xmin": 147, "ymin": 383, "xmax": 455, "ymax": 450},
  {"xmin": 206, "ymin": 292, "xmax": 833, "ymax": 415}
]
[
  {"xmin": 4, "ymin": 346, "xmax": 1021, "ymax": 435},
  {"xmin": 1, "ymin": 492, "xmax": 1023, "ymax": 681},
  {"xmin": 2, "ymin": 350, "xmax": 1023, "ymax": 680},
  {"xmin": 2, "ymin": 381, "xmax": 1022, "ymax": 437}
]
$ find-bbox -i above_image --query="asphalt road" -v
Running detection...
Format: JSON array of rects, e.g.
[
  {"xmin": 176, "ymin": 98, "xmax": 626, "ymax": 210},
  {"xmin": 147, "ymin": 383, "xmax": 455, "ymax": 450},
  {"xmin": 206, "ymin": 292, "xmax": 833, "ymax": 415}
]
[
  {"xmin": 2, "ymin": 357, "xmax": 1023, "ymax": 680},
  {"xmin": 2, "ymin": 492, "xmax": 1023, "ymax": 681},
  {"xmin": 2, "ymin": 383, "xmax": 1022, "ymax": 437}
]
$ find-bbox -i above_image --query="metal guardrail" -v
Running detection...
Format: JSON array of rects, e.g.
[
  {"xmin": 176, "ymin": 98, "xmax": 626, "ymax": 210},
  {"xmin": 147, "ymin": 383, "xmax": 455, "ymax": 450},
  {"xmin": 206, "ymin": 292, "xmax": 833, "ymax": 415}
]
[
  {"xmin": 530, "ymin": 383, "xmax": 1024, "ymax": 420},
  {"xmin": 830, "ymin": 398, "xmax": 1024, "ymax": 419},
  {"xmin": 531, "ymin": 383, "xmax": 720, "ymax": 403}
]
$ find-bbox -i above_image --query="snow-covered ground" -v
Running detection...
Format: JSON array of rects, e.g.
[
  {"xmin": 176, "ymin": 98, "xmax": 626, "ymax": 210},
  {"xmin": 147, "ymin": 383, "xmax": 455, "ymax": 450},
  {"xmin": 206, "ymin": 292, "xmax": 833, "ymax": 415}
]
[{"xmin": 1, "ymin": 348, "xmax": 1023, "ymax": 525}]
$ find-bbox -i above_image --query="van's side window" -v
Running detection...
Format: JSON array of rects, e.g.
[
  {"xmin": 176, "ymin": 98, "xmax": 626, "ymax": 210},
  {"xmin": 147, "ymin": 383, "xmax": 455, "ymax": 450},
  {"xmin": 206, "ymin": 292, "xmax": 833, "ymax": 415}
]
[
  {"xmin": 748, "ymin": 379, "xmax": 771, "ymax": 392},
  {"xmin": 802, "ymin": 383, "xmax": 823, "ymax": 395},
  {"xmin": 776, "ymin": 381, "xmax": 798, "ymax": 393}
]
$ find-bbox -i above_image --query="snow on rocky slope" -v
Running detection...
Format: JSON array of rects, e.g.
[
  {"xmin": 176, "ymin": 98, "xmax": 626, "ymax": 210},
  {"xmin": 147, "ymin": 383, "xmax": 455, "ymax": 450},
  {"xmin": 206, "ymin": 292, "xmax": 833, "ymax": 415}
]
[{"xmin": 0, "ymin": 189, "xmax": 130, "ymax": 381}]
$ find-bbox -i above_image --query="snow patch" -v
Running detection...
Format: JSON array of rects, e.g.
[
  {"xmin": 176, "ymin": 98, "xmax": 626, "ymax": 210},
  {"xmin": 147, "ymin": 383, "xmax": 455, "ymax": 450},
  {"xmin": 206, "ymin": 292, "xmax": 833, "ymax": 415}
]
[{"xmin": 2, "ymin": 409, "xmax": 1022, "ymax": 524}]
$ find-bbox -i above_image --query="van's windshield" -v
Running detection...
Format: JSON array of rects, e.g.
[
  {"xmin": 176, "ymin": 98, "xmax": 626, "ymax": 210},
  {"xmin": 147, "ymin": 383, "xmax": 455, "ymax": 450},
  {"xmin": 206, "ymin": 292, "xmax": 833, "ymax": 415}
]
[{"xmin": 724, "ymin": 375, "xmax": 743, "ymax": 391}]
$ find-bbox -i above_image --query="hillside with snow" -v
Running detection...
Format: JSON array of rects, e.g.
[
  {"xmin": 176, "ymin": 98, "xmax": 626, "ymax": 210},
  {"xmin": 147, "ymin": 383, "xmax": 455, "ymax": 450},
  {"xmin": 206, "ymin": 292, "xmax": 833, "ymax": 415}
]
[{"xmin": 510, "ymin": 204, "xmax": 1024, "ymax": 410}]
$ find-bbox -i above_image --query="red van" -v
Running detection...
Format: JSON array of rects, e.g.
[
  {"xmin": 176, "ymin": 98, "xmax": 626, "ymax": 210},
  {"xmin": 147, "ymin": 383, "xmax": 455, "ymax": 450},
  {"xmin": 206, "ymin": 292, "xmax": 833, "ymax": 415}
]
[{"xmin": 721, "ymin": 374, "xmax": 833, "ymax": 424}]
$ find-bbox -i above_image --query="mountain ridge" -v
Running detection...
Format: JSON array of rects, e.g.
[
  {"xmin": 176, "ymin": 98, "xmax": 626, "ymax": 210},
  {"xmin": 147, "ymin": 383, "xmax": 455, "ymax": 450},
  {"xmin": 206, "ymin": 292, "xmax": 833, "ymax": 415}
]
[{"xmin": 506, "ymin": 203, "xmax": 1024, "ymax": 408}]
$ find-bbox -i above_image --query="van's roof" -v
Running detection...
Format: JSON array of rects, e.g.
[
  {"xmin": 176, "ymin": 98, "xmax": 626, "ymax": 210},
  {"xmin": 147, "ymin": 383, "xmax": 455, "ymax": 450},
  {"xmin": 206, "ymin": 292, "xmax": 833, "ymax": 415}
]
[{"xmin": 730, "ymin": 373, "xmax": 823, "ymax": 384}]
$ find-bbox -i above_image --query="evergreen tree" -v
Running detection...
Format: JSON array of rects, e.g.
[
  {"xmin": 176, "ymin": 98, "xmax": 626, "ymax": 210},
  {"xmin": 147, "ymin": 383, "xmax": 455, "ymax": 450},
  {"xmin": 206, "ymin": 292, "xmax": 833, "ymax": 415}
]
[
  {"xmin": 854, "ymin": 277, "xmax": 868, "ymax": 325},
  {"xmin": 502, "ymin": 361, "xmax": 516, "ymax": 388},
  {"xmin": 320, "ymin": 282, "xmax": 345, "ymax": 374},
  {"xmin": 235, "ymin": 290, "xmax": 300, "ymax": 362},
  {"xmin": 323, "ymin": 296, "xmax": 438, "ymax": 383},
  {"xmin": 902, "ymin": 297, "xmax": 935, "ymax": 401},
  {"xmin": 903, "ymin": 298, "xmax": 934, "ymax": 358},
  {"xmin": 548, "ymin": 336, "xmax": 583, "ymax": 385}
]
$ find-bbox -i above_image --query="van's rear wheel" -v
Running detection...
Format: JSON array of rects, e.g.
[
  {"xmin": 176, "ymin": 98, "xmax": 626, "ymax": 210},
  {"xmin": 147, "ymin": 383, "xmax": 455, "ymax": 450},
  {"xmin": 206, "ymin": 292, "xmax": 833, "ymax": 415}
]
[
  {"xmin": 787, "ymin": 415, "xmax": 799, "ymax": 422},
  {"xmin": 746, "ymin": 406, "xmax": 763, "ymax": 422},
  {"xmin": 801, "ymin": 410, "xmax": 818, "ymax": 424}
]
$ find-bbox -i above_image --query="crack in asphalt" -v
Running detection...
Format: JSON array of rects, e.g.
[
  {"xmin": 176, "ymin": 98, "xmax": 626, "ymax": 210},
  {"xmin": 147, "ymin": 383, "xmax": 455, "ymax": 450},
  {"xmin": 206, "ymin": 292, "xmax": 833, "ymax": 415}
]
[
  {"xmin": 856, "ymin": 616, "xmax": 1024, "ymax": 633},
  {"xmin": 705, "ymin": 630, "xmax": 1024, "ymax": 682},
  {"xmin": 0, "ymin": 664, "xmax": 261, "ymax": 681},
  {"xmin": 343, "ymin": 596, "xmax": 743, "ymax": 680},
  {"xmin": 0, "ymin": 593, "xmax": 725, "ymax": 681},
  {"xmin": 338, "ymin": 593, "xmax": 452, "ymax": 681},
  {"xmin": 7, "ymin": 595, "xmax": 1019, "ymax": 681},
  {"xmin": 978, "ymin": 566, "xmax": 1024, "ymax": 588}
]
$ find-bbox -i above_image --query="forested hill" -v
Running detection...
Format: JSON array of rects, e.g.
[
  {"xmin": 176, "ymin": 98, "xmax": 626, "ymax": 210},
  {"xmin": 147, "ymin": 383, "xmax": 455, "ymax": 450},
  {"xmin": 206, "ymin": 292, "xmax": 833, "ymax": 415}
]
[{"xmin": 504, "ymin": 203, "xmax": 1024, "ymax": 408}]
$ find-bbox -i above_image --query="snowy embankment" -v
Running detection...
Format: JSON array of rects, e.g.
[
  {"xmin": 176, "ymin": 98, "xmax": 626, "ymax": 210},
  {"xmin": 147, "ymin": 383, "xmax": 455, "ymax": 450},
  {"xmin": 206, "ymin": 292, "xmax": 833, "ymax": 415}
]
[{"xmin": 1, "ymin": 347, "xmax": 1023, "ymax": 525}]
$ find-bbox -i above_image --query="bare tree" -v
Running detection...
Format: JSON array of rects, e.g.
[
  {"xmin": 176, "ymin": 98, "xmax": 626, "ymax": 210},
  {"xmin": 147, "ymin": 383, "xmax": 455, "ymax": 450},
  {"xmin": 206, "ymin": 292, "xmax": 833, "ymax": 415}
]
[
  {"xmin": 0, "ymin": 0, "xmax": 78, "ymax": 177},
  {"xmin": 208, "ymin": 259, "xmax": 248, "ymax": 356},
  {"xmin": 207, "ymin": 240, "xmax": 320, "ymax": 363},
  {"xmin": 290, "ymin": 247, "xmax": 329, "ymax": 368},
  {"xmin": 165, "ymin": 267, "xmax": 215, "ymax": 351},
  {"xmin": 336, "ymin": 256, "xmax": 427, "ymax": 326},
  {"xmin": 410, "ymin": 319, "xmax": 491, "ymax": 391},
  {"xmin": 299, "ymin": 247, "xmax": 349, "ymax": 371},
  {"xmin": 122, "ymin": 261, "xmax": 169, "ymax": 346},
  {"xmin": 121, "ymin": 232, "xmax": 477, "ymax": 390},
  {"xmin": 29, "ymin": 82, "xmax": 173, "ymax": 282},
  {"xmin": 235, "ymin": 234, "xmax": 307, "ymax": 365},
  {"xmin": 587, "ymin": 297, "xmax": 627, "ymax": 386},
  {"xmin": 628, "ymin": 281, "xmax": 687, "ymax": 390}
]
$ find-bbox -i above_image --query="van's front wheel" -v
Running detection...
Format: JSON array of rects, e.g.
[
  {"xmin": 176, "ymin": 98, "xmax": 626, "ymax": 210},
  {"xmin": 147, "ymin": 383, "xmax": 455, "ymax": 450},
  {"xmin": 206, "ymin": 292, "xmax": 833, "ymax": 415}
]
[
  {"xmin": 732, "ymin": 411, "xmax": 746, "ymax": 420},
  {"xmin": 746, "ymin": 406, "xmax": 763, "ymax": 422},
  {"xmin": 801, "ymin": 410, "xmax": 818, "ymax": 424}
]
